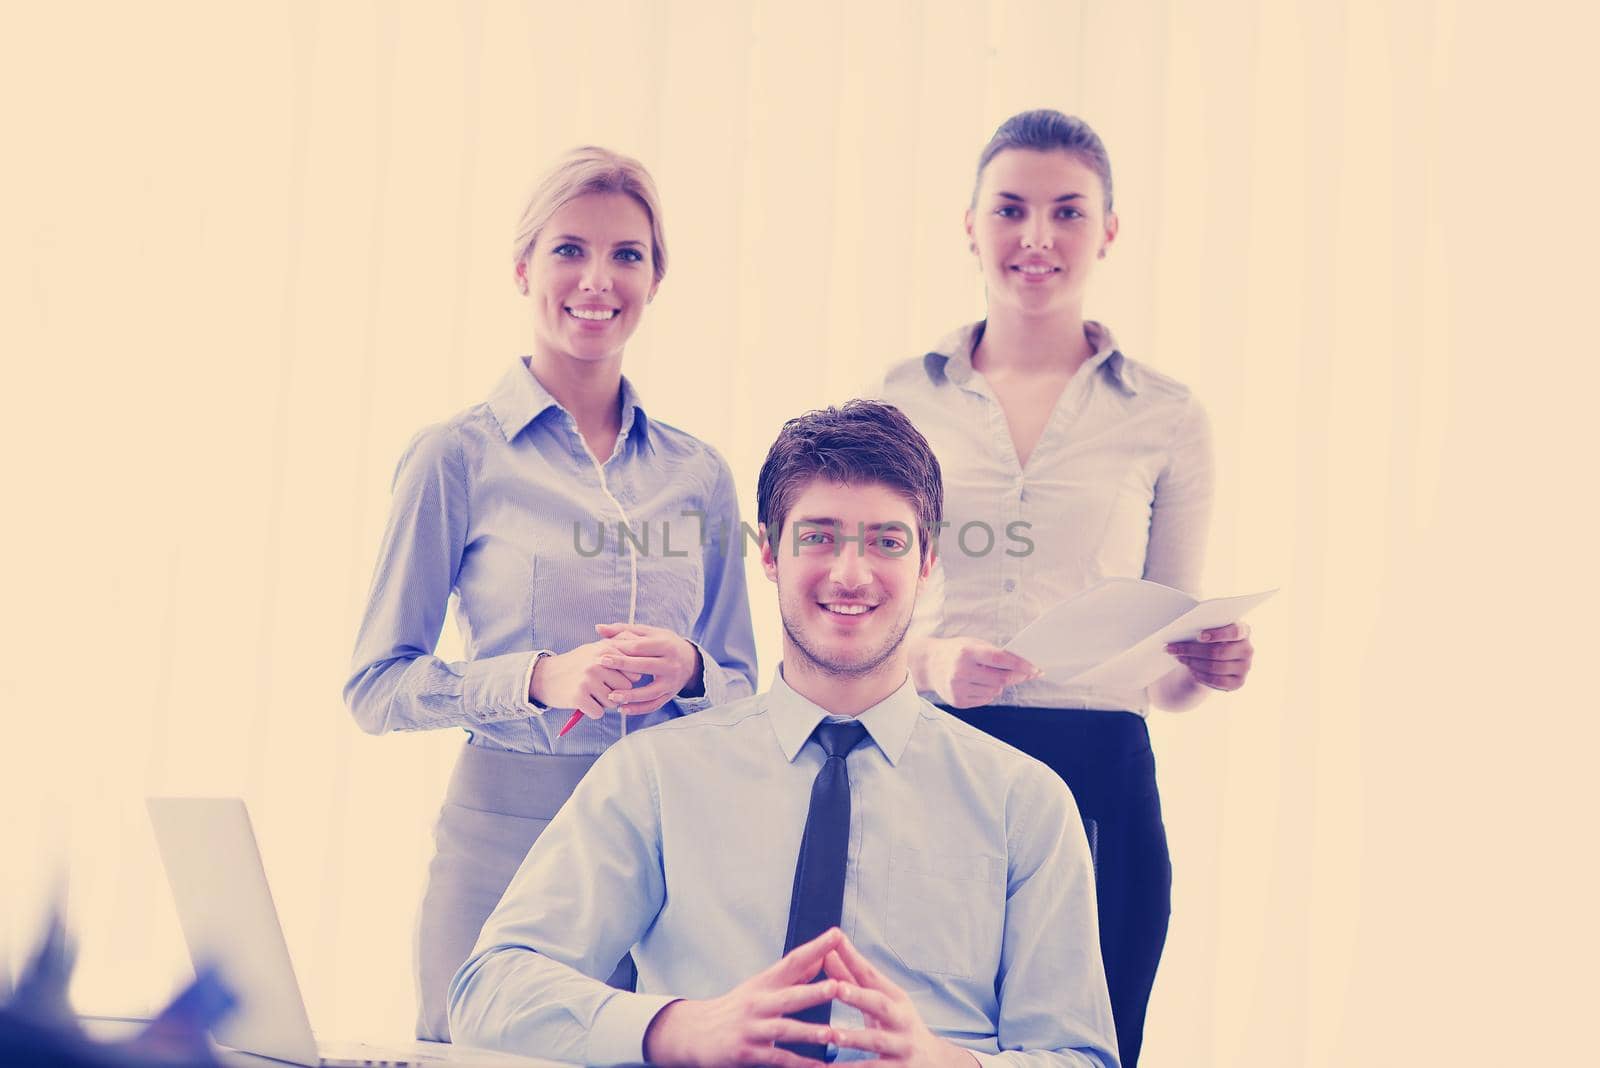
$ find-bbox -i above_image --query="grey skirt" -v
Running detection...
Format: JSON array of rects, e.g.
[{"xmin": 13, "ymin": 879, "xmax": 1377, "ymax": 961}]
[{"xmin": 415, "ymin": 741, "xmax": 634, "ymax": 1041}]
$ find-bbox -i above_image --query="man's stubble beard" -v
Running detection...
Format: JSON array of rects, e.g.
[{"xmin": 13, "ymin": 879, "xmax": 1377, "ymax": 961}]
[{"xmin": 778, "ymin": 593, "xmax": 914, "ymax": 680}]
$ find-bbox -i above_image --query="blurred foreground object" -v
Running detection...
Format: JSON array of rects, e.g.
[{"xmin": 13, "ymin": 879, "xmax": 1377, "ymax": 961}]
[{"xmin": 1, "ymin": 909, "xmax": 235, "ymax": 1067}]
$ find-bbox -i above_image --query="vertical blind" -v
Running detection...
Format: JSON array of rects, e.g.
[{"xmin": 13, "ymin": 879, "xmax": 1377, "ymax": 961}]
[{"xmin": 2, "ymin": 2, "xmax": 1594, "ymax": 1063}]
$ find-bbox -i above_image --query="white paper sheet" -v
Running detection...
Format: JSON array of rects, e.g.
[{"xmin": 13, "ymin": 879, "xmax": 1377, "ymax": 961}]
[{"xmin": 1002, "ymin": 578, "xmax": 1277, "ymax": 690}]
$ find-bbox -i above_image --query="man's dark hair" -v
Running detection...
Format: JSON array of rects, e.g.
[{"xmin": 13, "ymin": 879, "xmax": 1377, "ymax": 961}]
[{"xmin": 756, "ymin": 400, "xmax": 943, "ymax": 563}]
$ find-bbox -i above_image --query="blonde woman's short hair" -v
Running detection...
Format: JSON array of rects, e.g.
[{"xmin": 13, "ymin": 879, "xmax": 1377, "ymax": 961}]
[{"xmin": 512, "ymin": 146, "xmax": 668, "ymax": 285}]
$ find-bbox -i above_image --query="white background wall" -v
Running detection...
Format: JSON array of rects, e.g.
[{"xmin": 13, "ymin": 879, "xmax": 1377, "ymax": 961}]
[{"xmin": 3, "ymin": 2, "xmax": 1596, "ymax": 1064}]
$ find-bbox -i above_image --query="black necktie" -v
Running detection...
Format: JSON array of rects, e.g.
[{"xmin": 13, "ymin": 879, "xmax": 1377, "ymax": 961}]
[{"xmin": 779, "ymin": 720, "xmax": 868, "ymax": 1062}]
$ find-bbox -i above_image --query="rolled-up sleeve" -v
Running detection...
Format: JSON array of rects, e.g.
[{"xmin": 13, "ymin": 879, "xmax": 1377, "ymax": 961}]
[
  {"xmin": 343, "ymin": 425, "xmax": 543, "ymax": 734},
  {"xmin": 448, "ymin": 740, "xmax": 673, "ymax": 1064},
  {"xmin": 674, "ymin": 454, "xmax": 758, "ymax": 713}
]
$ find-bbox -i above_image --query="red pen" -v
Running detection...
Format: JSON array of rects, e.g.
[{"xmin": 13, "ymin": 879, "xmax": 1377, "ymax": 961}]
[{"xmin": 557, "ymin": 710, "xmax": 585, "ymax": 737}]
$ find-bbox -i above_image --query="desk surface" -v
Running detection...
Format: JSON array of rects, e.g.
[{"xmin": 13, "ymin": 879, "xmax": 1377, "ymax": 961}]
[{"xmin": 81, "ymin": 1017, "xmax": 579, "ymax": 1067}]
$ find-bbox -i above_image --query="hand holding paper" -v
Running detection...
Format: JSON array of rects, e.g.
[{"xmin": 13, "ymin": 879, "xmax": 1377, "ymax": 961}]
[
  {"xmin": 1002, "ymin": 578, "xmax": 1275, "ymax": 691},
  {"xmin": 1165, "ymin": 621, "xmax": 1254, "ymax": 691}
]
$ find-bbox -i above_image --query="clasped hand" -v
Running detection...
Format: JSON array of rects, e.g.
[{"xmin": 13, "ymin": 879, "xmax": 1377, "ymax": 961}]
[
  {"xmin": 528, "ymin": 622, "xmax": 703, "ymax": 718},
  {"xmin": 644, "ymin": 928, "xmax": 977, "ymax": 1068}
]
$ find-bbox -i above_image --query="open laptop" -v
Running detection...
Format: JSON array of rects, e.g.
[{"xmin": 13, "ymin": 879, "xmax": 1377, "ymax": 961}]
[{"xmin": 147, "ymin": 797, "xmax": 543, "ymax": 1067}]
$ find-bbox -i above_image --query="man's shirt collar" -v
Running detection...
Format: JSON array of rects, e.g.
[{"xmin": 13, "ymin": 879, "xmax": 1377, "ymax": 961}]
[{"xmin": 767, "ymin": 665, "xmax": 922, "ymax": 767}]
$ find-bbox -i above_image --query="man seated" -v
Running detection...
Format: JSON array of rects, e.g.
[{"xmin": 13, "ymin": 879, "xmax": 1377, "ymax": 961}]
[{"xmin": 448, "ymin": 401, "xmax": 1118, "ymax": 1068}]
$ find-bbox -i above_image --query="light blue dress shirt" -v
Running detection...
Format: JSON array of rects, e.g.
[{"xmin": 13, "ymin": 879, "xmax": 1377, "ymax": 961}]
[
  {"xmin": 344, "ymin": 358, "xmax": 759, "ymax": 754},
  {"xmin": 448, "ymin": 670, "xmax": 1118, "ymax": 1068},
  {"xmin": 877, "ymin": 320, "xmax": 1214, "ymax": 715}
]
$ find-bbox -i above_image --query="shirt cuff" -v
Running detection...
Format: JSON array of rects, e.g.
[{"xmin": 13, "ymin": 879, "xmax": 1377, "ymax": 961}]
[
  {"xmin": 462, "ymin": 650, "xmax": 551, "ymax": 722},
  {"xmin": 587, "ymin": 991, "xmax": 680, "ymax": 1066},
  {"xmin": 970, "ymin": 1047, "xmax": 1110, "ymax": 1068},
  {"xmin": 673, "ymin": 641, "xmax": 725, "ymax": 713},
  {"xmin": 523, "ymin": 650, "xmax": 554, "ymax": 712}
]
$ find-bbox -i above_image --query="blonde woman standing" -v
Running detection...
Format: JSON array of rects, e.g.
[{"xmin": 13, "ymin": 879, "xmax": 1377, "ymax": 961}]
[
  {"xmin": 345, "ymin": 147, "xmax": 757, "ymax": 1040},
  {"xmin": 881, "ymin": 110, "xmax": 1257, "ymax": 1067}
]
